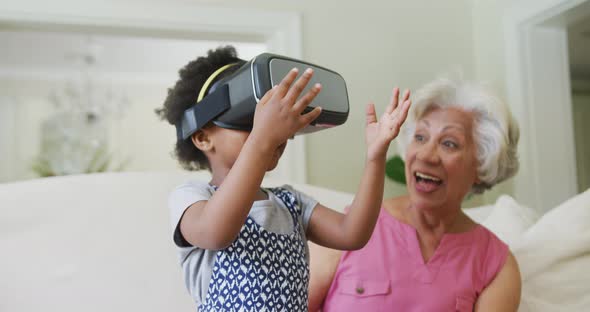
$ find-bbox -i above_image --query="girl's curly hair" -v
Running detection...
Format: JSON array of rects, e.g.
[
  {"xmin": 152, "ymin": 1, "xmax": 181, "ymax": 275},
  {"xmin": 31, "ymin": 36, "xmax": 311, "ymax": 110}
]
[{"xmin": 155, "ymin": 46, "xmax": 245, "ymax": 171}]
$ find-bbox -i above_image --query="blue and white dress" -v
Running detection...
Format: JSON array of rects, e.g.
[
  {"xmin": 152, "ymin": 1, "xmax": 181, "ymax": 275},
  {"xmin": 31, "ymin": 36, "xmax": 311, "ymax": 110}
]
[
  {"xmin": 200, "ymin": 188, "xmax": 309, "ymax": 312},
  {"xmin": 168, "ymin": 182, "xmax": 317, "ymax": 312}
]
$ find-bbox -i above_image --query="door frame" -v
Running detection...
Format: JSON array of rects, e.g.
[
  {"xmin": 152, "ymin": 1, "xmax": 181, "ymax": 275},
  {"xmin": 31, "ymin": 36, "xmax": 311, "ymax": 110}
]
[{"xmin": 504, "ymin": 0, "xmax": 590, "ymax": 211}]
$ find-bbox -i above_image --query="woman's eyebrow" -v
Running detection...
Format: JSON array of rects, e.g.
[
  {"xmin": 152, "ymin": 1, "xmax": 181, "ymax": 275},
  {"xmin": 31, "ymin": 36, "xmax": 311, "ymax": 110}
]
[
  {"xmin": 417, "ymin": 119, "xmax": 430, "ymax": 127},
  {"xmin": 441, "ymin": 124, "xmax": 466, "ymax": 133}
]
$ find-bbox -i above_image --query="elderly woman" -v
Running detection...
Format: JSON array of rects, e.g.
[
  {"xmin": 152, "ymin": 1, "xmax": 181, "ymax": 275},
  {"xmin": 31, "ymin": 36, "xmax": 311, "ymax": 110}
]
[{"xmin": 309, "ymin": 77, "xmax": 522, "ymax": 311}]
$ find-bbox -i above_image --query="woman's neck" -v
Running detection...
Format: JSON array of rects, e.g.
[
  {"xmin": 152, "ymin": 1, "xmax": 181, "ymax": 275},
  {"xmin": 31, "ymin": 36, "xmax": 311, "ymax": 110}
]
[{"xmin": 405, "ymin": 201, "xmax": 466, "ymax": 237}]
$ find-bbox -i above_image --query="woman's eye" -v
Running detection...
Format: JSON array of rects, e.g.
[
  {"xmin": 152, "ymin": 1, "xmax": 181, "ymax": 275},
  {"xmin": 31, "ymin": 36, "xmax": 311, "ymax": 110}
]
[
  {"xmin": 443, "ymin": 141, "xmax": 458, "ymax": 148},
  {"xmin": 414, "ymin": 134, "xmax": 424, "ymax": 142}
]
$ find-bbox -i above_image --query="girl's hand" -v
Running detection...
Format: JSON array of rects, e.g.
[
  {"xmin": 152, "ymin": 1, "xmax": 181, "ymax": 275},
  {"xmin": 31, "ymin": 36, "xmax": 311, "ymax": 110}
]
[
  {"xmin": 250, "ymin": 68, "xmax": 322, "ymax": 149},
  {"xmin": 365, "ymin": 87, "xmax": 411, "ymax": 161}
]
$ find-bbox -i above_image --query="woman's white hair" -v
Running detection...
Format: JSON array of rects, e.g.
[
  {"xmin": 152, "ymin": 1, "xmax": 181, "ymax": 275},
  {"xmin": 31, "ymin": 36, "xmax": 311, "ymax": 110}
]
[{"xmin": 398, "ymin": 76, "xmax": 520, "ymax": 194}]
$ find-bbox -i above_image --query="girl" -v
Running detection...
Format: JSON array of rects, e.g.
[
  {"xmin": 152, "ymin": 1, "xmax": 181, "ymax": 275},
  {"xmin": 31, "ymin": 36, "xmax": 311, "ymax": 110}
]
[{"xmin": 156, "ymin": 46, "xmax": 411, "ymax": 311}]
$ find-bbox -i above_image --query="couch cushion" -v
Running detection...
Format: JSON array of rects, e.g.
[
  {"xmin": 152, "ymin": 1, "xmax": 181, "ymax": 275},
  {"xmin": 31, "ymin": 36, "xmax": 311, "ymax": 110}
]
[{"xmin": 0, "ymin": 171, "xmax": 199, "ymax": 311}]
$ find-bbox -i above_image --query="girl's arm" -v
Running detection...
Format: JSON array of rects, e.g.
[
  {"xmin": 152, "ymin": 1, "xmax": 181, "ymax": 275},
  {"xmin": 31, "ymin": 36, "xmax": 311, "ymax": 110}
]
[
  {"xmin": 180, "ymin": 68, "xmax": 322, "ymax": 250},
  {"xmin": 307, "ymin": 88, "xmax": 411, "ymax": 250}
]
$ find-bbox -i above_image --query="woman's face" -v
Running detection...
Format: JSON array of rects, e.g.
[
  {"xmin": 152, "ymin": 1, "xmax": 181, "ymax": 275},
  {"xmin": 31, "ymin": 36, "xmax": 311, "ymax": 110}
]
[{"xmin": 405, "ymin": 107, "xmax": 479, "ymax": 211}]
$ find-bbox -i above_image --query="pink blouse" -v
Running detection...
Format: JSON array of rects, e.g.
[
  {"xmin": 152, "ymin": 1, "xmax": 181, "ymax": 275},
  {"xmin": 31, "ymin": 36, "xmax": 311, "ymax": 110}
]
[{"xmin": 322, "ymin": 208, "xmax": 508, "ymax": 312}]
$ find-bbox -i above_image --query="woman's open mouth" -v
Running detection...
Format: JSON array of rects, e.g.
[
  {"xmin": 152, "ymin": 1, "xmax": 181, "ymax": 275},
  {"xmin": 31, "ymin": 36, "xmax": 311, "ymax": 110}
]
[{"xmin": 414, "ymin": 171, "xmax": 443, "ymax": 193}]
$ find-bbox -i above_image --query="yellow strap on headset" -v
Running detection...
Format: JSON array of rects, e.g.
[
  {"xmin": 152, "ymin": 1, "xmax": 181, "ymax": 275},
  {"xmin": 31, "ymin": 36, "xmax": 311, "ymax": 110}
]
[{"xmin": 197, "ymin": 63, "xmax": 237, "ymax": 102}]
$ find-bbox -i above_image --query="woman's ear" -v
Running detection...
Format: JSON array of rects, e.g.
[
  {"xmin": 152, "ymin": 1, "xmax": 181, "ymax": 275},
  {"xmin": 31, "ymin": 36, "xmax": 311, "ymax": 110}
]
[
  {"xmin": 474, "ymin": 168, "xmax": 483, "ymax": 184},
  {"xmin": 191, "ymin": 130, "xmax": 213, "ymax": 152},
  {"xmin": 474, "ymin": 174, "xmax": 482, "ymax": 186}
]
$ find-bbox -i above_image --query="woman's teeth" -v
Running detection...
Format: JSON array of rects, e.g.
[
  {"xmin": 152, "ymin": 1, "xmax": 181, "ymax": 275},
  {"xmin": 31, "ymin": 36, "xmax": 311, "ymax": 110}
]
[{"xmin": 415, "ymin": 172, "xmax": 442, "ymax": 183}]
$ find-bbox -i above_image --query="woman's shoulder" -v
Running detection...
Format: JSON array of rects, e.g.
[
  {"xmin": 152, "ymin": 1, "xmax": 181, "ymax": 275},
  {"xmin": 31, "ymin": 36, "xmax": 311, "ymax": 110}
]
[
  {"xmin": 468, "ymin": 224, "xmax": 511, "ymax": 289},
  {"xmin": 480, "ymin": 225, "xmax": 509, "ymax": 259}
]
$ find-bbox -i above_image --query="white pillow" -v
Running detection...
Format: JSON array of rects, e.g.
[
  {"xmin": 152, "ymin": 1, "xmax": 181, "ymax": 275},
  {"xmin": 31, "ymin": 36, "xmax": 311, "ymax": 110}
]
[
  {"xmin": 463, "ymin": 205, "xmax": 494, "ymax": 223},
  {"xmin": 513, "ymin": 189, "xmax": 590, "ymax": 311},
  {"xmin": 513, "ymin": 188, "xmax": 590, "ymax": 277},
  {"xmin": 481, "ymin": 195, "xmax": 539, "ymax": 246}
]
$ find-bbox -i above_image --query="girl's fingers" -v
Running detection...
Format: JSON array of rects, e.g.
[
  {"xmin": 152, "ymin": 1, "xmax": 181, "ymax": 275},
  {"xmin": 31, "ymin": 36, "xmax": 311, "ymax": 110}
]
[
  {"xmin": 292, "ymin": 82, "xmax": 322, "ymax": 113},
  {"xmin": 258, "ymin": 85, "xmax": 276, "ymax": 106},
  {"xmin": 285, "ymin": 68, "xmax": 314, "ymax": 106},
  {"xmin": 300, "ymin": 106, "xmax": 322, "ymax": 127},
  {"xmin": 272, "ymin": 68, "xmax": 300, "ymax": 101}
]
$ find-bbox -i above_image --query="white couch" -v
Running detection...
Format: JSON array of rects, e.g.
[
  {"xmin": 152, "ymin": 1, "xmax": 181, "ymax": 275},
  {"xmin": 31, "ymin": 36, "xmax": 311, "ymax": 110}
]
[
  {"xmin": 0, "ymin": 171, "xmax": 588, "ymax": 311},
  {"xmin": 0, "ymin": 171, "xmax": 357, "ymax": 312}
]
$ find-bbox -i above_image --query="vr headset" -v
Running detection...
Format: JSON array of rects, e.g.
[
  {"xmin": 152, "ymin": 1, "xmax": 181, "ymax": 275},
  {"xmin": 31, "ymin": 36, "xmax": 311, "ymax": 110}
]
[{"xmin": 176, "ymin": 53, "xmax": 349, "ymax": 141}]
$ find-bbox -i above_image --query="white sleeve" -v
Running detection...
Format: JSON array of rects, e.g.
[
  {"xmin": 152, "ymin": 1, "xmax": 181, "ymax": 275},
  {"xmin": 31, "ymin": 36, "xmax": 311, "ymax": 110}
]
[{"xmin": 168, "ymin": 181, "xmax": 213, "ymax": 246}]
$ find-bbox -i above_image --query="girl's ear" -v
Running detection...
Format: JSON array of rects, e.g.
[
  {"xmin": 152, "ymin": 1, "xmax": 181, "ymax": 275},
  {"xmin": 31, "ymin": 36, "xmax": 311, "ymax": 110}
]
[{"xmin": 191, "ymin": 130, "xmax": 213, "ymax": 152}]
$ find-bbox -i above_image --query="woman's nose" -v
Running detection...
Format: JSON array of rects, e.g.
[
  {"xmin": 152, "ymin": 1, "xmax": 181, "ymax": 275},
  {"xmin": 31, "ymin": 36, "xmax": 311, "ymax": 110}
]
[{"xmin": 416, "ymin": 141, "xmax": 440, "ymax": 164}]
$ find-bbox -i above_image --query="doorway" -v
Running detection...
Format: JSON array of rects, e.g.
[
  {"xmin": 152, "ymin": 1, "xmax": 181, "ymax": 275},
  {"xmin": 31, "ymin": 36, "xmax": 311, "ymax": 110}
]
[
  {"xmin": 568, "ymin": 17, "xmax": 590, "ymax": 193},
  {"xmin": 505, "ymin": 0, "xmax": 590, "ymax": 212}
]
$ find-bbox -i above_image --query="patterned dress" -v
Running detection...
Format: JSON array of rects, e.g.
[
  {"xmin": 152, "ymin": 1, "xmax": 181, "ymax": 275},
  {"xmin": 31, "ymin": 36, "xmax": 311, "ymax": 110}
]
[{"xmin": 199, "ymin": 188, "xmax": 310, "ymax": 312}]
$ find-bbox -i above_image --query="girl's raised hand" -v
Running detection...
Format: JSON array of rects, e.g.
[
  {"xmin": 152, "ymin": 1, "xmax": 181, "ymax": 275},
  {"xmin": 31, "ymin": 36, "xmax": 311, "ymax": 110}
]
[
  {"xmin": 250, "ymin": 68, "xmax": 322, "ymax": 149},
  {"xmin": 365, "ymin": 87, "xmax": 411, "ymax": 161}
]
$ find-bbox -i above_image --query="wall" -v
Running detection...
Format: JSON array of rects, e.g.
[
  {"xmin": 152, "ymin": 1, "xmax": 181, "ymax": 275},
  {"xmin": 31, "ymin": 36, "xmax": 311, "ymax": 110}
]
[
  {"xmin": 2, "ymin": 0, "xmax": 485, "ymax": 204},
  {"xmin": 470, "ymin": 0, "xmax": 521, "ymax": 205},
  {"xmin": 0, "ymin": 78, "xmax": 179, "ymax": 180},
  {"xmin": 0, "ymin": 31, "xmax": 265, "ymax": 181},
  {"xmin": 179, "ymin": 0, "xmax": 478, "ymax": 201}
]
